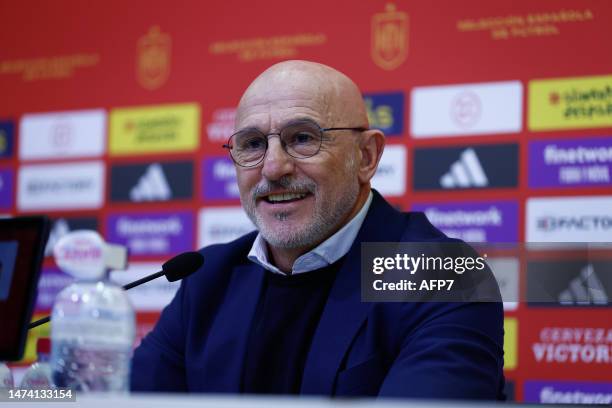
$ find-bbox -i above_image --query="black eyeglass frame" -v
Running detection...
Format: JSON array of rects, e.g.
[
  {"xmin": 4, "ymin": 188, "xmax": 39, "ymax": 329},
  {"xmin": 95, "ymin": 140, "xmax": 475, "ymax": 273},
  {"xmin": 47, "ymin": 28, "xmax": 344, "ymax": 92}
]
[{"xmin": 222, "ymin": 121, "xmax": 368, "ymax": 167}]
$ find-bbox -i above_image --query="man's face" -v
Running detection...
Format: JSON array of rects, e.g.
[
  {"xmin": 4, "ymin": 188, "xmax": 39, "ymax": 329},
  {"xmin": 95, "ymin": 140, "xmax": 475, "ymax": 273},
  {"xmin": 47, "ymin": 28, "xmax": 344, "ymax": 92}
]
[{"xmin": 234, "ymin": 84, "xmax": 361, "ymax": 250}]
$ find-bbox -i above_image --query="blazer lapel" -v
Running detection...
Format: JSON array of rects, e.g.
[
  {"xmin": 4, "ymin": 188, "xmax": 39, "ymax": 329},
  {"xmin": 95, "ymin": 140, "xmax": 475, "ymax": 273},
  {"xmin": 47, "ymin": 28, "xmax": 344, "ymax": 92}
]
[
  {"xmin": 301, "ymin": 191, "xmax": 408, "ymax": 395},
  {"xmin": 199, "ymin": 263, "xmax": 265, "ymax": 392}
]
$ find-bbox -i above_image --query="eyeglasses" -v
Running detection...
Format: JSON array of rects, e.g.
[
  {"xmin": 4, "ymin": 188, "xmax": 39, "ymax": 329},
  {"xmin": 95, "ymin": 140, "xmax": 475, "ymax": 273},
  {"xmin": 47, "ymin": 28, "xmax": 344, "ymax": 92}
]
[{"xmin": 222, "ymin": 120, "xmax": 368, "ymax": 167}]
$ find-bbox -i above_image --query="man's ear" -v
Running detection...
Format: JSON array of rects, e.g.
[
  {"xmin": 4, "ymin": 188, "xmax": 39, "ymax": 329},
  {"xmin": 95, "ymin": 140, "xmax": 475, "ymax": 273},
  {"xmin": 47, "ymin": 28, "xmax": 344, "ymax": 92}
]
[{"xmin": 357, "ymin": 129, "xmax": 385, "ymax": 184}]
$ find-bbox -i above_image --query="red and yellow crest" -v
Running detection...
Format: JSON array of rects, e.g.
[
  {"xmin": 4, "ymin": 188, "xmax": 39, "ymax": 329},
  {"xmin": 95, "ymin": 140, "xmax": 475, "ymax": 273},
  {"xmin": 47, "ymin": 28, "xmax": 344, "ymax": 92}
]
[
  {"xmin": 137, "ymin": 26, "xmax": 171, "ymax": 90},
  {"xmin": 371, "ymin": 4, "xmax": 408, "ymax": 71}
]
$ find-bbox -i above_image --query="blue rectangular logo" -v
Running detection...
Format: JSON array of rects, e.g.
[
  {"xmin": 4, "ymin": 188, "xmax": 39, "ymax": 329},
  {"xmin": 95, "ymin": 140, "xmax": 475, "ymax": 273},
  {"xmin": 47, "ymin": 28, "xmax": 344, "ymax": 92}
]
[
  {"xmin": 0, "ymin": 121, "xmax": 14, "ymax": 159},
  {"xmin": 363, "ymin": 92, "xmax": 404, "ymax": 136}
]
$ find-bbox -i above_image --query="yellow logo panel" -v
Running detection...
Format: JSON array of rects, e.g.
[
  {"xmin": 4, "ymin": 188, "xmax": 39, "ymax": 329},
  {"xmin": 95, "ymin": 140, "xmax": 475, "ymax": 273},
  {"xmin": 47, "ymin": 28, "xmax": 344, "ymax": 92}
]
[
  {"xmin": 503, "ymin": 317, "xmax": 518, "ymax": 371},
  {"xmin": 529, "ymin": 75, "xmax": 612, "ymax": 131},
  {"xmin": 110, "ymin": 103, "xmax": 200, "ymax": 155},
  {"xmin": 20, "ymin": 314, "xmax": 51, "ymax": 365}
]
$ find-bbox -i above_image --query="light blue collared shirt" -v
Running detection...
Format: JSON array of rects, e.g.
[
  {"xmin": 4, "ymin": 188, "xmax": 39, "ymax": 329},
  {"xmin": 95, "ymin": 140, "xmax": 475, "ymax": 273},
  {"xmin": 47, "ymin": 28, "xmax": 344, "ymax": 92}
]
[{"xmin": 247, "ymin": 191, "xmax": 373, "ymax": 275}]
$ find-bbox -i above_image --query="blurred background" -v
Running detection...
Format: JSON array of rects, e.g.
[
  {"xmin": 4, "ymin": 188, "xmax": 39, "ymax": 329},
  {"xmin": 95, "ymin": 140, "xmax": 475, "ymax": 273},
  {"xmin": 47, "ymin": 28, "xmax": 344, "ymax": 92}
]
[{"xmin": 1, "ymin": 0, "xmax": 611, "ymax": 402}]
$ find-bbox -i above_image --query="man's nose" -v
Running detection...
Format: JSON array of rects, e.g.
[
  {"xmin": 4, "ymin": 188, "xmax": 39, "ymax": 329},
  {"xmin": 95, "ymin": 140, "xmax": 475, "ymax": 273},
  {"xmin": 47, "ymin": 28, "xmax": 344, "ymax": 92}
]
[{"xmin": 261, "ymin": 136, "xmax": 295, "ymax": 181}]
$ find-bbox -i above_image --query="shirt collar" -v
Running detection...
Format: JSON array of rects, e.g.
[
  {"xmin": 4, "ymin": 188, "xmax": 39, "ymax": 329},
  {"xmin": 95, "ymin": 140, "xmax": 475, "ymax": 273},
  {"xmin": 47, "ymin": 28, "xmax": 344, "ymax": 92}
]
[{"xmin": 247, "ymin": 191, "xmax": 373, "ymax": 275}]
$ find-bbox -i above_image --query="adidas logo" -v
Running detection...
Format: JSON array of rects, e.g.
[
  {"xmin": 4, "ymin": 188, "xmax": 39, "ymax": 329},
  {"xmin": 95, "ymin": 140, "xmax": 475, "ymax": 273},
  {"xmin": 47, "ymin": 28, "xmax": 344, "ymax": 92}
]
[
  {"xmin": 558, "ymin": 264, "xmax": 608, "ymax": 305},
  {"xmin": 44, "ymin": 218, "xmax": 70, "ymax": 256},
  {"xmin": 130, "ymin": 163, "xmax": 172, "ymax": 202},
  {"xmin": 439, "ymin": 148, "xmax": 489, "ymax": 188}
]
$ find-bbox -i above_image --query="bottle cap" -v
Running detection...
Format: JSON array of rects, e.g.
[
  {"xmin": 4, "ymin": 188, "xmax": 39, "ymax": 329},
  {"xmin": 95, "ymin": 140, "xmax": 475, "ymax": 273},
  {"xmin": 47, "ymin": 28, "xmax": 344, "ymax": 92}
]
[{"xmin": 36, "ymin": 337, "xmax": 51, "ymax": 355}]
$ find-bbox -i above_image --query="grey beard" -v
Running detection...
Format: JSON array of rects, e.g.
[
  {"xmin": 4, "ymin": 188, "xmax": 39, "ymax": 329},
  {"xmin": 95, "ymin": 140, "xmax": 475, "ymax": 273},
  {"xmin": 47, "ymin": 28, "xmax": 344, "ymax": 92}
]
[{"xmin": 242, "ymin": 175, "xmax": 359, "ymax": 250}]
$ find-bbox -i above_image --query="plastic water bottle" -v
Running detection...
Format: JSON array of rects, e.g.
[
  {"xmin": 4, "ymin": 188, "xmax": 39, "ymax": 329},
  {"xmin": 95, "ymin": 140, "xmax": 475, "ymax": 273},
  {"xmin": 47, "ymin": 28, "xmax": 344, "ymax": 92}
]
[
  {"xmin": 0, "ymin": 362, "xmax": 13, "ymax": 389},
  {"xmin": 50, "ymin": 276, "xmax": 134, "ymax": 392},
  {"xmin": 20, "ymin": 338, "xmax": 53, "ymax": 389}
]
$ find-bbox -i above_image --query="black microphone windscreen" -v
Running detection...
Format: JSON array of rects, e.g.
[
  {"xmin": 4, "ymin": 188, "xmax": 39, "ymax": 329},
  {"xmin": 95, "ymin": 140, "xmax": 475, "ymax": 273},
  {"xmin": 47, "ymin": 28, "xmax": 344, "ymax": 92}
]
[{"xmin": 162, "ymin": 251, "xmax": 204, "ymax": 282}]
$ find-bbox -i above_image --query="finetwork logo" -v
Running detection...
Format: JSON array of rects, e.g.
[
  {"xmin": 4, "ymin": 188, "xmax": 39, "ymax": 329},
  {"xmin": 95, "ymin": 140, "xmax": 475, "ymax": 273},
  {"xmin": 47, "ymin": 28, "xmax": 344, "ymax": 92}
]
[
  {"xmin": 440, "ymin": 148, "xmax": 488, "ymax": 188},
  {"xmin": 130, "ymin": 163, "xmax": 171, "ymax": 202},
  {"xmin": 202, "ymin": 157, "xmax": 240, "ymax": 200},
  {"xmin": 529, "ymin": 136, "xmax": 612, "ymax": 188},
  {"xmin": 110, "ymin": 161, "xmax": 193, "ymax": 203},
  {"xmin": 412, "ymin": 201, "xmax": 518, "ymax": 242},
  {"xmin": 106, "ymin": 212, "xmax": 193, "ymax": 256},
  {"xmin": 413, "ymin": 144, "xmax": 518, "ymax": 191},
  {"xmin": 527, "ymin": 260, "xmax": 611, "ymax": 307},
  {"xmin": 527, "ymin": 196, "xmax": 612, "ymax": 242},
  {"xmin": 524, "ymin": 381, "xmax": 612, "ymax": 404}
]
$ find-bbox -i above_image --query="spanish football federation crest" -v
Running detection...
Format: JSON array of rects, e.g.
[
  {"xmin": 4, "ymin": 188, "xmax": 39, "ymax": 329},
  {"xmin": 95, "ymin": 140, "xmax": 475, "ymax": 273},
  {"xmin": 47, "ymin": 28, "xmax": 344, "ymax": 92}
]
[
  {"xmin": 137, "ymin": 26, "xmax": 171, "ymax": 90},
  {"xmin": 371, "ymin": 4, "xmax": 408, "ymax": 71}
]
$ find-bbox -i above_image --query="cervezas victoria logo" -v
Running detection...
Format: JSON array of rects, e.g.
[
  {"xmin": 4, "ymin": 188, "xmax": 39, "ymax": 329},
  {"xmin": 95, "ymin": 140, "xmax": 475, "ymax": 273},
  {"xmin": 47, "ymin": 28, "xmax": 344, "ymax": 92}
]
[
  {"xmin": 137, "ymin": 26, "xmax": 171, "ymax": 90},
  {"xmin": 371, "ymin": 3, "xmax": 408, "ymax": 70}
]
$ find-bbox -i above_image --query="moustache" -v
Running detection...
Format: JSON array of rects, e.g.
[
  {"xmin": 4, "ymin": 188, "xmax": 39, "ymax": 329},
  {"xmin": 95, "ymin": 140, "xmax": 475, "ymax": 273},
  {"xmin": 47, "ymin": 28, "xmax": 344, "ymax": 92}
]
[{"xmin": 251, "ymin": 177, "xmax": 317, "ymax": 200}]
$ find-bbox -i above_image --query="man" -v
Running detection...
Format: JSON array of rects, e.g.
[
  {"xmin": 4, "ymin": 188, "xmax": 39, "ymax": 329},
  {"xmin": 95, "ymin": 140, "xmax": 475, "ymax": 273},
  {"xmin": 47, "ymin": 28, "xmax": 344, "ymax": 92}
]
[{"xmin": 131, "ymin": 60, "xmax": 505, "ymax": 399}]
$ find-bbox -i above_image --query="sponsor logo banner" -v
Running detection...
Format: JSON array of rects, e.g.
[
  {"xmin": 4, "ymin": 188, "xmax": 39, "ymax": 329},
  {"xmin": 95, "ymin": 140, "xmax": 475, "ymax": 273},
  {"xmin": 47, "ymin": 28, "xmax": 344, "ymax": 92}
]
[
  {"xmin": 110, "ymin": 263, "xmax": 179, "ymax": 311},
  {"xmin": 411, "ymin": 81, "xmax": 522, "ymax": 138},
  {"xmin": 45, "ymin": 217, "xmax": 99, "ymax": 258},
  {"xmin": 504, "ymin": 317, "xmax": 518, "ymax": 370},
  {"xmin": 524, "ymin": 380, "xmax": 612, "ymax": 404},
  {"xmin": 0, "ymin": 120, "xmax": 14, "ymax": 158},
  {"xmin": 109, "ymin": 103, "xmax": 200, "ymax": 155},
  {"xmin": 412, "ymin": 200, "xmax": 518, "ymax": 242},
  {"xmin": 35, "ymin": 267, "xmax": 73, "ymax": 312},
  {"xmin": 413, "ymin": 144, "xmax": 518, "ymax": 190},
  {"xmin": 527, "ymin": 260, "xmax": 611, "ymax": 307},
  {"xmin": 202, "ymin": 156, "xmax": 239, "ymax": 200},
  {"xmin": 363, "ymin": 92, "xmax": 404, "ymax": 136},
  {"xmin": 19, "ymin": 109, "xmax": 106, "ymax": 160},
  {"xmin": 109, "ymin": 161, "xmax": 193, "ymax": 203},
  {"xmin": 526, "ymin": 196, "xmax": 612, "ymax": 242},
  {"xmin": 529, "ymin": 136, "xmax": 612, "ymax": 188},
  {"xmin": 198, "ymin": 207, "xmax": 256, "ymax": 248},
  {"xmin": 529, "ymin": 75, "xmax": 612, "ymax": 131},
  {"xmin": 0, "ymin": 169, "xmax": 13, "ymax": 210},
  {"xmin": 106, "ymin": 211, "xmax": 193, "ymax": 257},
  {"xmin": 206, "ymin": 108, "xmax": 235, "ymax": 143},
  {"xmin": 17, "ymin": 161, "xmax": 105, "ymax": 211},
  {"xmin": 371, "ymin": 144, "xmax": 406, "ymax": 196},
  {"xmin": 524, "ymin": 315, "xmax": 612, "ymax": 379}
]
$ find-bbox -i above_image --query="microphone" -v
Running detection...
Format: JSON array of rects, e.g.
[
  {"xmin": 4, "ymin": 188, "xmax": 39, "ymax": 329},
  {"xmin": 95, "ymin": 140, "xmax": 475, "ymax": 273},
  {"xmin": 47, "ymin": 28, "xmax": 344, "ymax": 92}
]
[{"xmin": 28, "ymin": 251, "xmax": 204, "ymax": 330}]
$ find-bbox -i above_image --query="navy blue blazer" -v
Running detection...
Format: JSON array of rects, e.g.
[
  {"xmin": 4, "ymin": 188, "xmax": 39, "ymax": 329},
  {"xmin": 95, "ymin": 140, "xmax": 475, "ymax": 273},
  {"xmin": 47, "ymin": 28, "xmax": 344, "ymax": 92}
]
[{"xmin": 131, "ymin": 191, "xmax": 505, "ymax": 399}]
